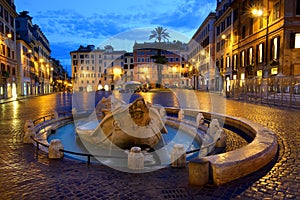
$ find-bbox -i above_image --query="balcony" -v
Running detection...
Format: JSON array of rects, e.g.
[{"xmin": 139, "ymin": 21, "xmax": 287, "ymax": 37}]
[{"xmin": 0, "ymin": 71, "xmax": 9, "ymax": 78}]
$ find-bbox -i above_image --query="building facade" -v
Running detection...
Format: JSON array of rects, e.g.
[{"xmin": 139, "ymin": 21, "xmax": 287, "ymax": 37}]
[
  {"xmin": 71, "ymin": 45, "xmax": 126, "ymax": 92},
  {"xmin": 0, "ymin": 0, "xmax": 17, "ymax": 99},
  {"xmin": 133, "ymin": 42, "xmax": 189, "ymax": 88},
  {"xmin": 123, "ymin": 52, "xmax": 134, "ymax": 83},
  {"xmin": 226, "ymin": 0, "xmax": 300, "ymax": 97},
  {"xmin": 50, "ymin": 58, "xmax": 69, "ymax": 92},
  {"xmin": 16, "ymin": 11, "xmax": 51, "ymax": 96},
  {"xmin": 189, "ymin": 12, "xmax": 217, "ymax": 91},
  {"xmin": 215, "ymin": 0, "xmax": 234, "ymax": 94}
]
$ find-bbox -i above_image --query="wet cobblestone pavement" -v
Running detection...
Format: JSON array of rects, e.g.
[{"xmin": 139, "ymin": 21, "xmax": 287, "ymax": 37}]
[{"xmin": 0, "ymin": 92, "xmax": 299, "ymax": 199}]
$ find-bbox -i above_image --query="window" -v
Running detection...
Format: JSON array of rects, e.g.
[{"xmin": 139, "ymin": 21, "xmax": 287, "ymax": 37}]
[
  {"xmin": 0, "ymin": 22, "xmax": 4, "ymax": 34},
  {"xmin": 241, "ymin": 51, "xmax": 245, "ymax": 67},
  {"xmin": 4, "ymin": 10, "xmax": 8, "ymax": 22},
  {"xmin": 274, "ymin": 2, "xmax": 280, "ymax": 20},
  {"xmin": 221, "ymin": 21, "xmax": 225, "ymax": 32},
  {"xmin": 233, "ymin": 31, "xmax": 238, "ymax": 43},
  {"xmin": 249, "ymin": 18, "xmax": 253, "ymax": 35},
  {"xmin": 226, "ymin": 55, "xmax": 230, "ymax": 68},
  {"xmin": 242, "ymin": 26, "xmax": 246, "ymax": 39},
  {"xmin": 0, "ymin": 5, "xmax": 3, "ymax": 18},
  {"xmin": 297, "ymin": 0, "xmax": 300, "ymax": 15},
  {"xmin": 233, "ymin": 8, "xmax": 239, "ymax": 22},
  {"xmin": 233, "ymin": 54, "xmax": 237, "ymax": 71},
  {"xmin": 259, "ymin": 18, "xmax": 263, "ymax": 29},
  {"xmin": 10, "ymin": 15, "xmax": 13, "ymax": 27},
  {"xmin": 248, "ymin": 47, "xmax": 253, "ymax": 65},
  {"xmin": 271, "ymin": 37, "xmax": 280, "ymax": 60},
  {"xmin": 226, "ymin": 15, "xmax": 231, "ymax": 27},
  {"xmin": 258, "ymin": 43, "xmax": 264, "ymax": 63},
  {"xmin": 217, "ymin": 26, "xmax": 220, "ymax": 36},
  {"xmin": 295, "ymin": 33, "xmax": 300, "ymax": 48},
  {"xmin": 73, "ymin": 54, "xmax": 77, "ymax": 59}
]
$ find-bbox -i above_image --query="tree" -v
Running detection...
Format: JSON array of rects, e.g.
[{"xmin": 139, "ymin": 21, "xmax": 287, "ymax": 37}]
[
  {"xmin": 149, "ymin": 27, "xmax": 170, "ymax": 87},
  {"xmin": 149, "ymin": 27, "xmax": 170, "ymax": 42}
]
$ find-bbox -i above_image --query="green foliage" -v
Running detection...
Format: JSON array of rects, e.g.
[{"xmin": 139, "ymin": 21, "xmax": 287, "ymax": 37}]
[{"xmin": 149, "ymin": 27, "xmax": 170, "ymax": 42}]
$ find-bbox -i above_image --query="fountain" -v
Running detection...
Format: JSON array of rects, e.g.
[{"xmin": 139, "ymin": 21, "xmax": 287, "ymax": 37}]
[
  {"xmin": 76, "ymin": 97, "xmax": 167, "ymax": 149},
  {"xmin": 72, "ymin": 94, "xmax": 225, "ymax": 172},
  {"xmin": 29, "ymin": 90, "xmax": 277, "ymax": 185}
]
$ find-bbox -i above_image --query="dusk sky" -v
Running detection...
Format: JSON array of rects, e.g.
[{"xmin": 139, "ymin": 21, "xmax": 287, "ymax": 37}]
[{"xmin": 14, "ymin": 0, "xmax": 216, "ymax": 75}]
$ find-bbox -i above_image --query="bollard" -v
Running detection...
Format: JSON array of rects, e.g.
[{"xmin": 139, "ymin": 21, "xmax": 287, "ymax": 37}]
[
  {"xmin": 24, "ymin": 120, "xmax": 34, "ymax": 132},
  {"xmin": 128, "ymin": 147, "xmax": 144, "ymax": 170},
  {"xmin": 48, "ymin": 139, "xmax": 64, "ymax": 159},
  {"xmin": 23, "ymin": 120, "xmax": 36, "ymax": 144},
  {"xmin": 171, "ymin": 144, "xmax": 186, "ymax": 168}
]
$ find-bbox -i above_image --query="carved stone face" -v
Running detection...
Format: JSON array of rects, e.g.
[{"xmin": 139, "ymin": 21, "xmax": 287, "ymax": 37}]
[{"xmin": 129, "ymin": 98, "xmax": 151, "ymax": 126}]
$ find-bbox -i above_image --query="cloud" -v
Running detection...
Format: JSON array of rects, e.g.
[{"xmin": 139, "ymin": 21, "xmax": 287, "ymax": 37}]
[{"xmin": 15, "ymin": 0, "xmax": 216, "ymax": 75}]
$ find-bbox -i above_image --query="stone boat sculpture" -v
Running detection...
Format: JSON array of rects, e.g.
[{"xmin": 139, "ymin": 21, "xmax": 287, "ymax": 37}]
[{"xmin": 76, "ymin": 98, "xmax": 168, "ymax": 149}]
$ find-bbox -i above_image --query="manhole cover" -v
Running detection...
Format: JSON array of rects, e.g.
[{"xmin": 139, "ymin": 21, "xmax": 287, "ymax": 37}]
[{"xmin": 161, "ymin": 188, "xmax": 191, "ymax": 199}]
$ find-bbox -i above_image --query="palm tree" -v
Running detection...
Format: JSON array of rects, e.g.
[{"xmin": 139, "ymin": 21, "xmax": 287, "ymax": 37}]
[
  {"xmin": 149, "ymin": 27, "xmax": 170, "ymax": 87},
  {"xmin": 149, "ymin": 27, "xmax": 170, "ymax": 42}
]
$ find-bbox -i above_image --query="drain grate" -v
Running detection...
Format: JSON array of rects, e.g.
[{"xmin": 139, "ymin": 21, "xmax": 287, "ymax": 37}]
[{"xmin": 161, "ymin": 188, "xmax": 190, "ymax": 199}]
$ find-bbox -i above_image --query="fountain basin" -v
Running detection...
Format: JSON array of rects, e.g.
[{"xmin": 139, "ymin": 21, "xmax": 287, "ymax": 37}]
[{"xmin": 188, "ymin": 112, "xmax": 278, "ymax": 186}]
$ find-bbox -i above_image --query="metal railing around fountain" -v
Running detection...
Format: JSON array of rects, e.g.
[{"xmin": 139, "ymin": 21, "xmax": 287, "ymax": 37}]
[
  {"xmin": 31, "ymin": 111, "xmax": 126, "ymax": 164},
  {"xmin": 31, "ymin": 136, "xmax": 127, "ymax": 164}
]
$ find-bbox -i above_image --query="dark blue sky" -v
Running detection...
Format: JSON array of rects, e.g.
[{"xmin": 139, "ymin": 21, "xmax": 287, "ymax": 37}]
[{"xmin": 14, "ymin": 0, "xmax": 216, "ymax": 75}]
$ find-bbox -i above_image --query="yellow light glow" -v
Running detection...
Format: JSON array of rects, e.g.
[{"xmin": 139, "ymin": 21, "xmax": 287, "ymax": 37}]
[
  {"xmin": 257, "ymin": 70, "xmax": 263, "ymax": 77},
  {"xmin": 241, "ymin": 73, "xmax": 245, "ymax": 80},
  {"xmin": 221, "ymin": 34, "xmax": 226, "ymax": 40},
  {"xmin": 142, "ymin": 67, "xmax": 148, "ymax": 73},
  {"xmin": 39, "ymin": 58, "xmax": 44, "ymax": 63},
  {"xmin": 98, "ymin": 84, "xmax": 103, "ymax": 90},
  {"xmin": 113, "ymin": 68, "xmax": 122, "ymax": 75},
  {"xmin": 252, "ymin": 8, "xmax": 263, "ymax": 17},
  {"xmin": 271, "ymin": 68, "xmax": 278, "ymax": 75},
  {"xmin": 28, "ymin": 49, "xmax": 32, "ymax": 53},
  {"xmin": 172, "ymin": 66, "xmax": 177, "ymax": 73},
  {"xmin": 7, "ymin": 33, "xmax": 12, "ymax": 39}
]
